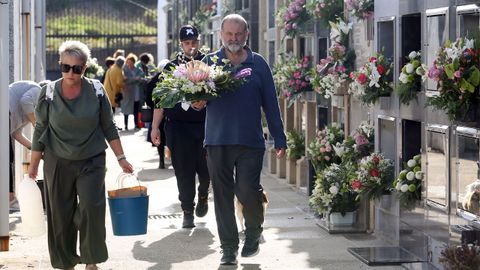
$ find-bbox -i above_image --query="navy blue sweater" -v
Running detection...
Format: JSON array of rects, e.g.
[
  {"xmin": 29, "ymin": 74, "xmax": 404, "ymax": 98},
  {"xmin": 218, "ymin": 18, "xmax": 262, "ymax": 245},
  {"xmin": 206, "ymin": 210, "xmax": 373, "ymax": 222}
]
[{"xmin": 203, "ymin": 47, "xmax": 287, "ymax": 149}]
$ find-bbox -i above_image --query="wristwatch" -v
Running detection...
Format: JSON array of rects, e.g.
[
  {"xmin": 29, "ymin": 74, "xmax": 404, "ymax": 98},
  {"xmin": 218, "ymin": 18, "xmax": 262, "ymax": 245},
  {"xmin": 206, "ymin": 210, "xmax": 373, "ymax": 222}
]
[{"xmin": 116, "ymin": 154, "xmax": 126, "ymax": 161}]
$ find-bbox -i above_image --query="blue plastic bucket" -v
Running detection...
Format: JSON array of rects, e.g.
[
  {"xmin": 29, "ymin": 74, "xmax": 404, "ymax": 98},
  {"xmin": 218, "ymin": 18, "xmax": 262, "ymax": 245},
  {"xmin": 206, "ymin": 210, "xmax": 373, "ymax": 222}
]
[{"xmin": 108, "ymin": 195, "xmax": 149, "ymax": 236}]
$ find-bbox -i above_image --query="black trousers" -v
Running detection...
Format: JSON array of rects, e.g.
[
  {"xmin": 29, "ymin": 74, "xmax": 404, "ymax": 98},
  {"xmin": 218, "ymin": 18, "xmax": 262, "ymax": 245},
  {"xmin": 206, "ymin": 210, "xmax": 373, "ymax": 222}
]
[
  {"xmin": 9, "ymin": 135, "xmax": 14, "ymax": 193},
  {"xmin": 206, "ymin": 145, "xmax": 265, "ymax": 250},
  {"xmin": 124, "ymin": 101, "xmax": 140, "ymax": 128},
  {"xmin": 164, "ymin": 120, "xmax": 209, "ymax": 212},
  {"xmin": 43, "ymin": 150, "xmax": 108, "ymax": 269}
]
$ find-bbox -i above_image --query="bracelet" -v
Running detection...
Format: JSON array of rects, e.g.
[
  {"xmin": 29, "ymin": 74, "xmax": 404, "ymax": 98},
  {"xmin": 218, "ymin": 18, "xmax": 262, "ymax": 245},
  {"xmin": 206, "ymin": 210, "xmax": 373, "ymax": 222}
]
[{"xmin": 116, "ymin": 154, "xmax": 126, "ymax": 161}]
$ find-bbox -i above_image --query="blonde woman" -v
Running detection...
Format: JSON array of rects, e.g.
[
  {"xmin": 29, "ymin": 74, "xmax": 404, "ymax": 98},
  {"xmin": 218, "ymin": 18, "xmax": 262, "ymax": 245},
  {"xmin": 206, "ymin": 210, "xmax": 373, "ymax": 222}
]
[{"xmin": 29, "ymin": 40, "xmax": 133, "ymax": 270}]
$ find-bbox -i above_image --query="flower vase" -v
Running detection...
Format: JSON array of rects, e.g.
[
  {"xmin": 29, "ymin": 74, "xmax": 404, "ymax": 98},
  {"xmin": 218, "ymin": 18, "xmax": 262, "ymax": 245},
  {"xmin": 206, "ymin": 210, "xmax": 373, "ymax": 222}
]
[{"xmin": 329, "ymin": 211, "xmax": 355, "ymax": 226}]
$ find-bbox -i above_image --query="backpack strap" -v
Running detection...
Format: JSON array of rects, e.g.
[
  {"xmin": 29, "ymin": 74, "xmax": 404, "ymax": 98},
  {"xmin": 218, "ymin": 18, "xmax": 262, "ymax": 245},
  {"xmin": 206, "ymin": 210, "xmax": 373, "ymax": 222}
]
[
  {"xmin": 45, "ymin": 79, "xmax": 104, "ymax": 101},
  {"xmin": 45, "ymin": 81, "xmax": 56, "ymax": 101},
  {"xmin": 90, "ymin": 79, "xmax": 105, "ymax": 98}
]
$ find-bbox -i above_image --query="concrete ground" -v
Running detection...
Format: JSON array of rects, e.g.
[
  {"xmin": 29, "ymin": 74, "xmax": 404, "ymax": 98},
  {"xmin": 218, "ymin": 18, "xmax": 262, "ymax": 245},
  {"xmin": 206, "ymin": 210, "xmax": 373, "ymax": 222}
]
[{"xmin": 1, "ymin": 114, "xmax": 403, "ymax": 270}]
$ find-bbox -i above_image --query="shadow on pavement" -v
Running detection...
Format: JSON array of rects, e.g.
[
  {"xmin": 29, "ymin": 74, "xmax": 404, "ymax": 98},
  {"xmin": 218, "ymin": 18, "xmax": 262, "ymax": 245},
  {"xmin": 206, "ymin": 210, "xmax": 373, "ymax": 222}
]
[
  {"xmin": 138, "ymin": 168, "xmax": 175, "ymax": 182},
  {"xmin": 132, "ymin": 228, "xmax": 216, "ymax": 270}
]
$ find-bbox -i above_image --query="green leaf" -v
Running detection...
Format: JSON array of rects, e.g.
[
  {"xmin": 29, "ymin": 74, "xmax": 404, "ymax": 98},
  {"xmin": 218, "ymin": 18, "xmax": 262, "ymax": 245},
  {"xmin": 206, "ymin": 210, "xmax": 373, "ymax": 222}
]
[
  {"xmin": 467, "ymin": 67, "xmax": 480, "ymax": 87},
  {"xmin": 444, "ymin": 64, "xmax": 455, "ymax": 79},
  {"xmin": 460, "ymin": 78, "xmax": 475, "ymax": 93}
]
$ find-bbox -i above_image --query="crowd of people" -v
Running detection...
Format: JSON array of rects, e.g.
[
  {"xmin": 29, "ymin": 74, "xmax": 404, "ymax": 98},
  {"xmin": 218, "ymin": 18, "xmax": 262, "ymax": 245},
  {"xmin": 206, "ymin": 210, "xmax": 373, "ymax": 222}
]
[{"xmin": 9, "ymin": 13, "xmax": 287, "ymax": 270}]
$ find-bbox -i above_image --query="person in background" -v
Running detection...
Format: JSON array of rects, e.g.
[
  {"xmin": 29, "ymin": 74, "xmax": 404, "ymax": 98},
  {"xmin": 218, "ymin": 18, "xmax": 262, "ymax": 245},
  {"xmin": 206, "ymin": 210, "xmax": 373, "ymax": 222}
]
[
  {"xmin": 28, "ymin": 40, "xmax": 133, "ymax": 270},
  {"xmin": 145, "ymin": 59, "xmax": 170, "ymax": 169},
  {"xmin": 151, "ymin": 25, "xmax": 210, "ymax": 228},
  {"xmin": 122, "ymin": 53, "xmax": 144, "ymax": 130},
  {"xmin": 8, "ymin": 80, "xmax": 47, "ymax": 209},
  {"xmin": 103, "ymin": 56, "xmax": 125, "ymax": 115},
  {"xmin": 113, "ymin": 49, "xmax": 125, "ymax": 59},
  {"xmin": 192, "ymin": 14, "xmax": 287, "ymax": 265},
  {"xmin": 100, "ymin": 56, "xmax": 115, "ymax": 84}
]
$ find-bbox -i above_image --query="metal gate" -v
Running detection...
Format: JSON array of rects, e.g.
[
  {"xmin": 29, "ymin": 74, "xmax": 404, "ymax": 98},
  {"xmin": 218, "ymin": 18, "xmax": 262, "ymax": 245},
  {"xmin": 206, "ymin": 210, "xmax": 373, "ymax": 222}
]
[{"xmin": 46, "ymin": 0, "xmax": 157, "ymax": 80}]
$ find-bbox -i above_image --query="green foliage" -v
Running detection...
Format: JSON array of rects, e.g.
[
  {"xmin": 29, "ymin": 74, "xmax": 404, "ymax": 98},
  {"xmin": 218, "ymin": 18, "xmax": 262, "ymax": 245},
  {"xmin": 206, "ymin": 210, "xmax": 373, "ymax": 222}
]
[{"xmin": 286, "ymin": 130, "xmax": 305, "ymax": 161}]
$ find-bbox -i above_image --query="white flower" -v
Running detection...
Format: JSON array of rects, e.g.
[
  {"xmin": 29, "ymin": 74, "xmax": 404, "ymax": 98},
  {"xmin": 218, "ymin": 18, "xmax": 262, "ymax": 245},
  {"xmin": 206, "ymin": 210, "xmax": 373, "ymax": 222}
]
[
  {"xmin": 407, "ymin": 159, "xmax": 416, "ymax": 168},
  {"xmin": 333, "ymin": 143, "xmax": 345, "ymax": 157},
  {"xmin": 415, "ymin": 171, "xmax": 424, "ymax": 180},
  {"xmin": 405, "ymin": 63, "xmax": 414, "ymax": 74},
  {"xmin": 329, "ymin": 185, "xmax": 339, "ymax": 195},
  {"xmin": 445, "ymin": 47, "xmax": 460, "ymax": 60},
  {"xmin": 408, "ymin": 51, "xmax": 418, "ymax": 59},
  {"xmin": 400, "ymin": 184, "xmax": 409, "ymax": 193},
  {"xmin": 396, "ymin": 182, "xmax": 402, "ymax": 191},
  {"xmin": 464, "ymin": 38, "xmax": 475, "ymax": 49},
  {"xmin": 406, "ymin": 171, "xmax": 415, "ymax": 181},
  {"xmin": 399, "ymin": 73, "xmax": 408, "ymax": 84},
  {"xmin": 368, "ymin": 63, "xmax": 381, "ymax": 88}
]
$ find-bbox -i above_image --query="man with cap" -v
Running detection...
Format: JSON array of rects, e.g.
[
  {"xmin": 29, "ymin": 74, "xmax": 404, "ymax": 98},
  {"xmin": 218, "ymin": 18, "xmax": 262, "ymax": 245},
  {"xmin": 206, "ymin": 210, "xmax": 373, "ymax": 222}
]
[{"xmin": 151, "ymin": 25, "xmax": 210, "ymax": 228}]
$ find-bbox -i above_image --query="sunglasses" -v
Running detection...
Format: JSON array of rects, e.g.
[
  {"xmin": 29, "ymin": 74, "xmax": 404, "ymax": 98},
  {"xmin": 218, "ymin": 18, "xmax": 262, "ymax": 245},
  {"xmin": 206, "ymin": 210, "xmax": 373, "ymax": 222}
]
[{"xmin": 60, "ymin": 63, "xmax": 84, "ymax": 74}]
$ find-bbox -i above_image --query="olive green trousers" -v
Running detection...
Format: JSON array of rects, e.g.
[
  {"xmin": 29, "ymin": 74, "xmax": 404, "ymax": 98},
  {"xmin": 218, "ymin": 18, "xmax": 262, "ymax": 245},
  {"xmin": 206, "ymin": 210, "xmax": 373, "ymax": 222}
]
[{"xmin": 43, "ymin": 150, "xmax": 108, "ymax": 269}]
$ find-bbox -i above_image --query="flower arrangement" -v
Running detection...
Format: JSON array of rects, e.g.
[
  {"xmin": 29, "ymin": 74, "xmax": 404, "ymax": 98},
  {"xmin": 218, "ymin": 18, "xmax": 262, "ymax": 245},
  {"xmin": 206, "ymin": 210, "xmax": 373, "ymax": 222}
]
[
  {"xmin": 307, "ymin": 123, "xmax": 344, "ymax": 172},
  {"xmin": 345, "ymin": 0, "xmax": 374, "ymax": 21},
  {"xmin": 310, "ymin": 163, "xmax": 359, "ymax": 215},
  {"xmin": 309, "ymin": 19, "xmax": 356, "ymax": 98},
  {"xmin": 277, "ymin": 0, "xmax": 311, "ymax": 38},
  {"xmin": 349, "ymin": 52, "xmax": 394, "ymax": 105},
  {"xmin": 308, "ymin": 0, "xmax": 344, "ymax": 26},
  {"xmin": 439, "ymin": 244, "xmax": 480, "ymax": 270},
  {"xmin": 393, "ymin": 155, "xmax": 423, "ymax": 210},
  {"xmin": 274, "ymin": 55, "xmax": 312, "ymax": 107},
  {"xmin": 287, "ymin": 129, "xmax": 305, "ymax": 161},
  {"xmin": 331, "ymin": 121, "xmax": 374, "ymax": 166},
  {"xmin": 153, "ymin": 58, "xmax": 251, "ymax": 108},
  {"xmin": 189, "ymin": 3, "xmax": 216, "ymax": 34},
  {"xmin": 427, "ymin": 37, "xmax": 480, "ymax": 121},
  {"xmin": 84, "ymin": 58, "xmax": 104, "ymax": 79},
  {"xmin": 352, "ymin": 152, "xmax": 395, "ymax": 200},
  {"xmin": 396, "ymin": 51, "xmax": 428, "ymax": 105}
]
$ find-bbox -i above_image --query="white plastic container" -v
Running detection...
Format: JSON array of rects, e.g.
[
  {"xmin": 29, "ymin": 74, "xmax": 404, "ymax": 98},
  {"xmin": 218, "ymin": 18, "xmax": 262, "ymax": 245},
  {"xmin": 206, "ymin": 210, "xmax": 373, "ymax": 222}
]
[{"xmin": 17, "ymin": 174, "xmax": 46, "ymax": 236}]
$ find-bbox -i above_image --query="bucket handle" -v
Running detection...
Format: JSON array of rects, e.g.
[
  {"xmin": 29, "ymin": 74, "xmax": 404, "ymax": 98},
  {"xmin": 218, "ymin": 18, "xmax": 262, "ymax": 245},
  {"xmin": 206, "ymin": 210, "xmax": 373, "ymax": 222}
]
[{"xmin": 115, "ymin": 172, "xmax": 142, "ymax": 190}]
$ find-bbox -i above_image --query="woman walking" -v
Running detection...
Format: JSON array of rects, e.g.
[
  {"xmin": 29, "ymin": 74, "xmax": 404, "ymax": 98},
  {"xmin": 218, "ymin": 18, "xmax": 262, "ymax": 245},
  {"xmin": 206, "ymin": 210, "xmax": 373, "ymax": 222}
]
[{"xmin": 28, "ymin": 40, "xmax": 133, "ymax": 270}]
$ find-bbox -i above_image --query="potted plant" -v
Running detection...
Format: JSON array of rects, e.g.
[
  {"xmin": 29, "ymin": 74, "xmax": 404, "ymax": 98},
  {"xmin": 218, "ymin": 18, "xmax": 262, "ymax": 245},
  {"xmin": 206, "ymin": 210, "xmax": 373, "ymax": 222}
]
[
  {"xmin": 439, "ymin": 244, "xmax": 480, "ymax": 270},
  {"xmin": 309, "ymin": 163, "xmax": 359, "ymax": 225},
  {"xmin": 307, "ymin": 123, "xmax": 344, "ymax": 173},
  {"xmin": 277, "ymin": 0, "xmax": 311, "ymax": 38},
  {"xmin": 352, "ymin": 152, "xmax": 395, "ymax": 201},
  {"xmin": 273, "ymin": 54, "xmax": 313, "ymax": 107},
  {"xmin": 393, "ymin": 154, "xmax": 423, "ymax": 210},
  {"xmin": 310, "ymin": 19, "xmax": 356, "ymax": 99},
  {"xmin": 345, "ymin": 0, "xmax": 374, "ymax": 21},
  {"xmin": 396, "ymin": 51, "xmax": 428, "ymax": 105},
  {"xmin": 349, "ymin": 52, "xmax": 394, "ymax": 106},
  {"xmin": 307, "ymin": 0, "xmax": 344, "ymax": 27},
  {"xmin": 427, "ymin": 37, "xmax": 480, "ymax": 122},
  {"xmin": 287, "ymin": 130, "xmax": 305, "ymax": 161}
]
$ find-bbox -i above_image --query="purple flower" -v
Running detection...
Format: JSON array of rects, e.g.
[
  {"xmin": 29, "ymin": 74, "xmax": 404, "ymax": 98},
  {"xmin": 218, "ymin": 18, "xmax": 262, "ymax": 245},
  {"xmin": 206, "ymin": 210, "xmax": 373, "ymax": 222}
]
[{"xmin": 234, "ymin": 68, "xmax": 252, "ymax": 80}]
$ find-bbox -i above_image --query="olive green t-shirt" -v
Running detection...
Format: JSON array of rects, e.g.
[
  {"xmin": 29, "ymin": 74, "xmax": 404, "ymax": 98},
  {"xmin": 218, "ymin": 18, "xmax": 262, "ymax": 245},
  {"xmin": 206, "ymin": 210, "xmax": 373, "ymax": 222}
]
[{"xmin": 32, "ymin": 77, "xmax": 119, "ymax": 160}]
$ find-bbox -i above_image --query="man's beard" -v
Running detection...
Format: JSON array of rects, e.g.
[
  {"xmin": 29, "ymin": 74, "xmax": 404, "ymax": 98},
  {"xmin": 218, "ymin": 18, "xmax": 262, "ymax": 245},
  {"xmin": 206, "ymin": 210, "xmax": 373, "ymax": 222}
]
[{"xmin": 222, "ymin": 40, "xmax": 246, "ymax": 53}]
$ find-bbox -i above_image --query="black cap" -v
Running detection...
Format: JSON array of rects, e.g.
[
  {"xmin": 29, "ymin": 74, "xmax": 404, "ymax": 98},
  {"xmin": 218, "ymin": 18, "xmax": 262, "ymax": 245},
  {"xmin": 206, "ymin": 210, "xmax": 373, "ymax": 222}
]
[{"xmin": 179, "ymin": 25, "xmax": 200, "ymax": 41}]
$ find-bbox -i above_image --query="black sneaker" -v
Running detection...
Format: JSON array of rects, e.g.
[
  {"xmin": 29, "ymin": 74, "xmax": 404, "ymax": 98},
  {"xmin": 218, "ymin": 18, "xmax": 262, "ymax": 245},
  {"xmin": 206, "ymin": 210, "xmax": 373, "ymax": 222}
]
[
  {"xmin": 241, "ymin": 236, "xmax": 260, "ymax": 257},
  {"xmin": 195, "ymin": 196, "xmax": 208, "ymax": 217},
  {"xmin": 220, "ymin": 248, "xmax": 238, "ymax": 265},
  {"xmin": 182, "ymin": 211, "xmax": 195, "ymax": 228}
]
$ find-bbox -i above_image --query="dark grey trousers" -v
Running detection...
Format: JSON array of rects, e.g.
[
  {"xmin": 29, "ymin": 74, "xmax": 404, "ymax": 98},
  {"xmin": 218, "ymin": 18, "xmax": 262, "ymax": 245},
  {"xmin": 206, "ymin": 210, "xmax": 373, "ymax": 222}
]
[
  {"xmin": 206, "ymin": 145, "xmax": 265, "ymax": 250},
  {"xmin": 43, "ymin": 150, "xmax": 108, "ymax": 269}
]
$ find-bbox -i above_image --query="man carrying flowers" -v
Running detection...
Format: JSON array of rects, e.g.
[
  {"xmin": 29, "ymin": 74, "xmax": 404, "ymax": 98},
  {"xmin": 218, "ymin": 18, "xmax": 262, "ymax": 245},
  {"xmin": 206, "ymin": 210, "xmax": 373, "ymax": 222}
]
[
  {"xmin": 192, "ymin": 14, "xmax": 287, "ymax": 265},
  {"xmin": 151, "ymin": 25, "xmax": 210, "ymax": 229}
]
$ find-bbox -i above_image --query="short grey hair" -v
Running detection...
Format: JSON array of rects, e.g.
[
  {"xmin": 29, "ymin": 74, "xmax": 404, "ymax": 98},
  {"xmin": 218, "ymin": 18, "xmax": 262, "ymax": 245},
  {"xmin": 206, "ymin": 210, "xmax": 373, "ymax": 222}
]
[
  {"xmin": 221, "ymin": 14, "xmax": 249, "ymax": 32},
  {"xmin": 58, "ymin": 40, "xmax": 91, "ymax": 65}
]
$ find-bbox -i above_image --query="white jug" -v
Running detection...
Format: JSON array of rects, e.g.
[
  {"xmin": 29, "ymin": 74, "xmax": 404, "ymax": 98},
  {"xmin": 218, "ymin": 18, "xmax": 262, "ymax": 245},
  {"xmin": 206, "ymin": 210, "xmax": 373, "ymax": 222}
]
[{"xmin": 17, "ymin": 174, "xmax": 46, "ymax": 236}]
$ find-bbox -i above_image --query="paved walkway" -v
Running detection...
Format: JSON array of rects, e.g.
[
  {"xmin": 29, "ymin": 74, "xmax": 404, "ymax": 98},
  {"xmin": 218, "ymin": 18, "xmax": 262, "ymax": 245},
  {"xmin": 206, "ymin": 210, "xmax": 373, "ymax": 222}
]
[{"xmin": 1, "ymin": 115, "xmax": 402, "ymax": 270}]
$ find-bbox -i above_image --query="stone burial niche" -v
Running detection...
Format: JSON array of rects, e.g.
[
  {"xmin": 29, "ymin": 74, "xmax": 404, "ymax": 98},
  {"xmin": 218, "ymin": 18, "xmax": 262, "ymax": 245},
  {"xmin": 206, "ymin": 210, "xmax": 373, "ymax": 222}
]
[{"xmin": 425, "ymin": 124, "xmax": 450, "ymax": 212}]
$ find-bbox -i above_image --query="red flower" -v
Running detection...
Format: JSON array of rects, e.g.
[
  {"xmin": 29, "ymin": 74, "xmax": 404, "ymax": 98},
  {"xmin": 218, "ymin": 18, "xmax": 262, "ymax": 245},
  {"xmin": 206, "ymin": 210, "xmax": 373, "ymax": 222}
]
[
  {"xmin": 377, "ymin": 65, "xmax": 385, "ymax": 75},
  {"xmin": 369, "ymin": 57, "xmax": 377, "ymax": 63},
  {"xmin": 372, "ymin": 156, "xmax": 380, "ymax": 164},
  {"xmin": 351, "ymin": 179, "xmax": 362, "ymax": 190},
  {"xmin": 357, "ymin": 73, "xmax": 367, "ymax": 85},
  {"xmin": 370, "ymin": 168, "xmax": 379, "ymax": 177}
]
